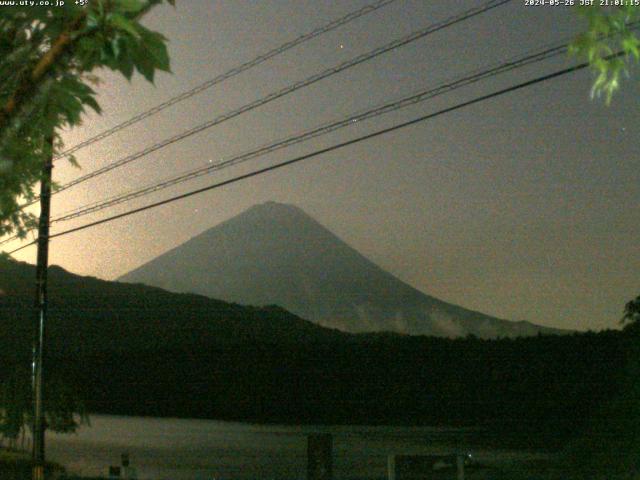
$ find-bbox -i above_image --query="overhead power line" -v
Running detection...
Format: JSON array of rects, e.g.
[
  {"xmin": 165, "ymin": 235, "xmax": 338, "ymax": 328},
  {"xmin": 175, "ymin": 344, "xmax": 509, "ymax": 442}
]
[
  {"xmin": 0, "ymin": 0, "xmax": 513, "ymax": 246},
  {"xmin": 53, "ymin": 0, "xmax": 399, "ymax": 162},
  {"xmin": 30, "ymin": 0, "xmax": 511, "ymax": 203},
  {"xmin": 0, "ymin": 37, "xmax": 567, "ymax": 248},
  {"xmin": 6, "ymin": 52, "xmax": 616, "ymax": 256},
  {"xmin": 52, "ymin": 40, "xmax": 568, "ymax": 224}
]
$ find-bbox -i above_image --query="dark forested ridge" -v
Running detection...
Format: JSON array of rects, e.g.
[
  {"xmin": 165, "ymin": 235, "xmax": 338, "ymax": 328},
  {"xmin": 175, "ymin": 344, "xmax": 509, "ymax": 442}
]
[
  {"xmin": 0, "ymin": 256, "xmax": 345, "ymax": 356},
  {"xmin": 0, "ymin": 256, "xmax": 633, "ymax": 449}
]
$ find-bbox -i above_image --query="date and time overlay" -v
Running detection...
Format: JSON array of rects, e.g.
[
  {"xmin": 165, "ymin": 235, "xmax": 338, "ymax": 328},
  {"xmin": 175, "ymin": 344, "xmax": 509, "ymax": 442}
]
[
  {"xmin": 526, "ymin": 0, "xmax": 640, "ymax": 6},
  {"xmin": 0, "ymin": 0, "xmax": 88, "ymax": 7},
  {"xmin": 0, "ymin": 0, "xmax": 638, "ymax": 9}
]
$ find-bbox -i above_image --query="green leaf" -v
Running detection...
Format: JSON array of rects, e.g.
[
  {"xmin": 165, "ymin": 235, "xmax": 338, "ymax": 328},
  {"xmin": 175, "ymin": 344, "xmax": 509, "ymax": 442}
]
[
  {"xmin": 83, "ymin": 95, "xmax": 101, "ymax": 114},
  {"xmin": 131, "ymin": 42, "xmax": 156, "ymax": 82},
  {"xmin": 0, "ymin": 0, "xmax": 174, "ymax": 235},
  {"xmin": 109, "ymin": 35, "xmax": 121, "ymax": 60},
  {"xmin": 85, "ymin": 10, "xmax": 100, "ymax": 31},
  {"xmin": 109, "ymin": 13, "xmax": 140, "ymax": 38},
  {"xmin": 146, "ymin": 37, "xmax": 171, "ymax": 72},
  {"xmin": 119, "ymin": 58, "xmax": 135, "ymax": 80},
  {"xmin": 67, "ymin": 154, "xmax": 80, "ymax": 169},
  {"xmin": 137, "ymin": 25, "xmax": 171, "ymax": 72},
  {"xmin": 114, "ymin": 0, "xmax": 146, "ymax": 13},
  {"xmin": 621, "ymin": 33, "xmax": 640, "ymax": 60}
]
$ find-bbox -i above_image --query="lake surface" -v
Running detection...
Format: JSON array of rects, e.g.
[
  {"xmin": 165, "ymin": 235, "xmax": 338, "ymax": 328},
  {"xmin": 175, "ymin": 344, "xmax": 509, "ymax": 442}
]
[{"xmin": 44, "ymin": 415, "xmax": 549, "ymax": 479}]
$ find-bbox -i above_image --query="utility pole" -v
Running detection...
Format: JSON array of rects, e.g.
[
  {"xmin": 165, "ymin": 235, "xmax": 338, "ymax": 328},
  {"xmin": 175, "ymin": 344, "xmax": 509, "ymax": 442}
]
[{"xmin": 32, "ymin": 135, "xmax": 53, "ymax": 480}]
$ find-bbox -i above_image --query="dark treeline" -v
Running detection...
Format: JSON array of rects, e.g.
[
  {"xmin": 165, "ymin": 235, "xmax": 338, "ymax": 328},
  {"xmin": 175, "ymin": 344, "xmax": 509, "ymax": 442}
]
[
  {"xmin": 85, "ymin": 331, "xmax": 629, "ymax": 436},
  {"xmin": 0, "ymin": 256, "xmax": 636, "ymax": 452},
  {"xmin": 2, "ymin": 331, "xmax": 632, "ymax": 451}
]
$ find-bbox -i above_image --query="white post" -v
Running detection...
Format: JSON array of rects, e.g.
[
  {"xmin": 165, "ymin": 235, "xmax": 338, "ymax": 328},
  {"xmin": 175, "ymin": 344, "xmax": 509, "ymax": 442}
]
[
  {"xmin": 456, "ymin": 454, "xmax": 465, "ymax": 480},
  {"xmin": 387, "ymin": 455, "xmax": 396, "ymax": 480}
]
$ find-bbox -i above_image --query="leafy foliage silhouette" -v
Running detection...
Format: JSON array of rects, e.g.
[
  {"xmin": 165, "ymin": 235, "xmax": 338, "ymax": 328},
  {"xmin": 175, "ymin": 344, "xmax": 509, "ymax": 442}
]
[{"xmin": 0, "ymin": 0, "xmax": 175, "ymax": 237}]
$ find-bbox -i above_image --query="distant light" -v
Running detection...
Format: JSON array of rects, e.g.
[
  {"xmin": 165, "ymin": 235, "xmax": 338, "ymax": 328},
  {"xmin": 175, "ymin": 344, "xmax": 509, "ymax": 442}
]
[{"xmin": 339, "ymin": 44, "xmax": 344, "ymax": 49}]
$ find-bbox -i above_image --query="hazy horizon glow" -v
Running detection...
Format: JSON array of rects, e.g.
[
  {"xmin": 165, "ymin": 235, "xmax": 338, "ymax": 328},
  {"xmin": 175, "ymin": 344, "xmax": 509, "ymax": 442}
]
[{"xmin": 4, "ymin": 1, "xmax": 639, "ymax": 332}]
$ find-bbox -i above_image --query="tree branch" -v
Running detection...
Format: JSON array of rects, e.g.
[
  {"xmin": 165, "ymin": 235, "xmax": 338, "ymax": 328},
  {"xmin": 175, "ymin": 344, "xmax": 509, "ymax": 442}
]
[{"xmin": 0, "ymin": 12, "xmax": 87, "ymax": 133}]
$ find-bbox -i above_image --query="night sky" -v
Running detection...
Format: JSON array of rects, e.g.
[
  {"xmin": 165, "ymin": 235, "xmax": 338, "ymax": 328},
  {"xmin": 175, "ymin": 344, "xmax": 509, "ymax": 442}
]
[{"xmin": 5, "ymin": 0, "xmax": 639, "ymax": 332}]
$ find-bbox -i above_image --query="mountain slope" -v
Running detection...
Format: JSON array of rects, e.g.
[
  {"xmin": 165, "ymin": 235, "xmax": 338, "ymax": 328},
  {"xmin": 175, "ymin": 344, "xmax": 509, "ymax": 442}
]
[
  {"xmin": 0, "ymin": 256, "xmax": 345, "ymax": 356},
  {"xmin": 0, "ymin": 257, "xmax": 622, "ymax": 433},
  {"xmin": 119, "ymin": 202, "xmax": 565, "ymax": 338}
]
